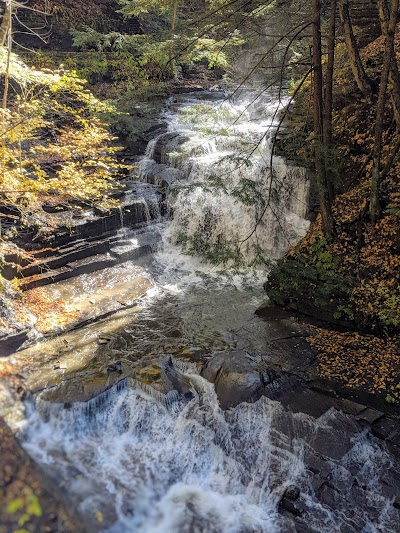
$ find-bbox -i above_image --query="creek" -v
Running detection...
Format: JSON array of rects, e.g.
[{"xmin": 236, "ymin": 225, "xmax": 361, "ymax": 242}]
[{"xmin": 9, "ymin": 90, "xmax": 400, "ymax": 532}]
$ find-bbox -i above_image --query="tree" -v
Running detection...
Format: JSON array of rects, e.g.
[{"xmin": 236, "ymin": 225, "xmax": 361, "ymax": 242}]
[
  {"xmin": 0, "ymin": 0, "xmax": 10, "ymax": 46},
  {"xmin": 312, "ymin": 0, "xmax": 335, "ymax": 236},
  {"xmin": 370, "ymin": 0, "xmax": 399, "ymax": 223},
  {"xmin": 338, "ymin": 0, "xmax": 375, "ymax": 95},
  {"xmin": 1, "ymin": 0, "xmax": 12, "ymax": 111},
  {"xmin": 323, "ymin": 0, "xmax": 337, "ymax": 204}
]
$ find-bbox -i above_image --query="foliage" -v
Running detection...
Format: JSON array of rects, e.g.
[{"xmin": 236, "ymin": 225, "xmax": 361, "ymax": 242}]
[
  {"xmin": 23, "ymin": 286, "xmax": 79, "ymax": 333},
  {"xmin": 118, "ymin": 0, "xmax": 172, "ymax": 17},
  {"xmin": 178, "ymin": 230, "xmax": 243, "ymax": 266},
  {"xmin": 32, "ymin": 0, "xmax": 112, "ymax": 28},
  {"xmin": 266, "ymin": 254, "xmax": 353, "ymax": 321},
  {"xmin": 0, "ymin": 49, "xmax": 124, "ymax": 217},
  {"xmin": 310, "ymin": 329, "xmax": 400, "ymax": 400},
  {"xmin": 70, "ymin": 26, "xmax": 244, "ymax": 82}
]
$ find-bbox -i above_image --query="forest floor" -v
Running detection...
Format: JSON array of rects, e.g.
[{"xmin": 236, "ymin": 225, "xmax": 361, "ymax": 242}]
[{"xmin": 266, "ymin": 26, "xmax": 400, "ymax": 408}]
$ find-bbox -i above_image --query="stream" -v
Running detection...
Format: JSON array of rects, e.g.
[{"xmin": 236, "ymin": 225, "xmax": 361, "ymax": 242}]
[{"xmin": 11, "ymin": 90, "xmax": 400, "ymax": 532}]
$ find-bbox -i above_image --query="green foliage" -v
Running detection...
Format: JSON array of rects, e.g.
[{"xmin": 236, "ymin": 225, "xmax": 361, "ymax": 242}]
[
  {"xmin": 231, "ymin": 178, "xmax": 264, "ymax": 207},
  {"xmin": 118, "ymin": 0, "xmax": 171, "ymax": 17},
  {"xmin": 70, "ymin": 25, "xmax": 244, "ymax": 84},
  {"xmin": 177, "ymin": 231, "xmax": 244, "ymax": 267},
  {"xmin": 6, "ymin": 487, "xmax": 42, "ymax": 531},
  {"xmin": 309, "ymin": 237, "xmax": 338, "ymax": 272},
  {"xmin": 266, "ymin": 255, "xmax": 354, "ymax": 322},
  {"xmin": 374, "ymin": 286, "xmax": 400, "ymax": 334},
  {"xmin": 70, "ymin": 27, "xmax": 145, "ymax": 54},
  {"xmin": 385, "ymin": 394, "xmax": 396, "ymax": 404}
]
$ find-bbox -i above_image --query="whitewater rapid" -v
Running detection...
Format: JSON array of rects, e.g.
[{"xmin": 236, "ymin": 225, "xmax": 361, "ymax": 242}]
[{"xmin": 22, "ymin": 371, "xmax": 400, "ymax": 533}]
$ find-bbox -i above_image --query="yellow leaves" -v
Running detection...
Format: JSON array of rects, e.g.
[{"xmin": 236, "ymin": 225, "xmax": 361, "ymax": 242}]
[
  {"xmin": 5, "ymin": 487, "xmax": 43, "ymax": 532},
  {"xmin": 0, "ymin": 58, "xmax": 124, "ymax": 212},
  {"xmin": 311, "ymin": 328, "xmax": 400, "ymax": 398},
  {"xmin": 23, "ymin": 287, "xmax": 79, "ymax": 334}
]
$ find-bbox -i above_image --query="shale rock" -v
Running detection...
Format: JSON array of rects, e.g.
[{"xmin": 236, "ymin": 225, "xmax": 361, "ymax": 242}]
[{"xmin": 0, "ymin": 280, "xmax": 36, "ymax": 356}]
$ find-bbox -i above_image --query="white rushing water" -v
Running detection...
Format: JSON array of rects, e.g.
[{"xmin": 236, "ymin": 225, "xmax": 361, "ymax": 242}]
[
  {"xmin": 18, "ymin": 90, "xmax": 400, "ymax": 533},
  {"xmin": 137, "ymin": 89, "xmax": 310, "ymax": 268},
  {"xmin": 22, "ymin": 371, "xmax": 400, "ymax": 533}
]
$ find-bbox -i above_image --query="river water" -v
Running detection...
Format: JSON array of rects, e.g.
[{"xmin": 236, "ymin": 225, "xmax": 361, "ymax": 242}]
[{"xmin": 17, "ymin": 90, "xmax": 400, "ymax": 532}]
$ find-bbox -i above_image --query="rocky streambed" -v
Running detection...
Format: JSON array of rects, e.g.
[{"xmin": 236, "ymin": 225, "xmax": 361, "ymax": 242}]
[{"xmin": 1, "ymin": 89, "xmax": 400, "ymax": 532}]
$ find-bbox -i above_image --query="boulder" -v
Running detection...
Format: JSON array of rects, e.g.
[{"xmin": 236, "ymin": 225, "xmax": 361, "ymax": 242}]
[{"xmin": 201, "ymin": 350, "xmax": 265, "ymax": 409}]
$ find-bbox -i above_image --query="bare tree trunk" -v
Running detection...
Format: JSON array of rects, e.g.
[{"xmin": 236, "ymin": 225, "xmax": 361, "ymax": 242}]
[
  {"xmin": 312, "ymin": 0, "xmax": 335, "ymax": 237},
  {"xmin": 0, "ymin": 0, "xmax": 11, "ymax": 46},
  {"xmin": 377, "ymin": 0, "xmax": 400, "ymax": 124},
  {"xmin": 370, "ymin": 0, "xmax": 399, "ymax": 223},
  {"xmin": 323, "ymin": 0, "xmax": 337, "ymax": 204},
  {"xmin": 171, "ymin": 0, "xmax": 179, "ymax": 31},
  {"xmin": 2, "ymin": 1, "xmax": 11, "ymax": 111},
  {"xmin": 338, "ymin": 0, "xmax": 374, "ymax": 95}
]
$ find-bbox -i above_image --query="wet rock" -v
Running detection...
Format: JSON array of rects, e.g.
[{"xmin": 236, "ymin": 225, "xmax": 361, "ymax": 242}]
[
  {"xmin": 162, "ymin": 357, "xmax": 193, "ymax": 395},
  {"xmin": 42, "ymin": 201, "xmax": 69, "ymax": 213},
  {"xmin": 0, "ymin": 330, "xmax": 29, "ymax": 357},
  {"xmin": 356, "ymin": 407, "xmax": 384, "ymax": 425},
  {"xmin": 150, "ymin": 132, "xmax": 190, "ymax": 165},
  {"xmin": 139, "ymin": 121, "xmax": 169, "ymax": 142},
  {"xmin": 387, "ymin": 429, "xmax": 400, "ymax": 447},
  {"xmin": 201, "ymin": 351, "xmax": 265, "ymax": 409},
  {"xmin": 0, "ymin": 280, "xmax": 36, "ymax": 356},
  {"xmin": 136, "ymin": 160, "xmax": 185, "ymax": 187},
  {"xmin": 39, "ymin": 371, "xmax": 127, "ymax": 403},
  {"xmin": 372, "ymin": 417, "xmax": 397, "ymax": 440},
  {"xmin": 107, "ymin": 361, "xmax": 123, "ymax": 374},
  {"xmin": 284, "ymin": 485, "xmax": 300, "ymax": 501},
  {"xmin": 316, "ymin": 483, "xmax": 341, "ymax": 509},
  {"xmin": 279, "ymin": 495, "xmax": 307, "ymax": 517}
]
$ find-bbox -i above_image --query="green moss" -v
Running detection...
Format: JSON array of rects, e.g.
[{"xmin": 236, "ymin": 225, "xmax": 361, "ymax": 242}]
[{"xmin": 265, "ymin": 256, "xmax": 354, "ymax": 322}]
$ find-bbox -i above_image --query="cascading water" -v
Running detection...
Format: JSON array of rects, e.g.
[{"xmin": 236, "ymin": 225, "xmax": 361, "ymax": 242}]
[
  {"xmin": 16, "ymin": 89, "xmax": 400, "ymax": 533},
  {"xmin": 22, "ymin": 369, "xmax": 400, "ymax": 533},
  {"xmin": 137, "ymin": 89, "xmax": 310, "ymax": 266}
]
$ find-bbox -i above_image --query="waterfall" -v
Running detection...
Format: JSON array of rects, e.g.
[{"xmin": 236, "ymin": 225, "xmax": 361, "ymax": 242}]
[
  {"xmin": 138, "ymin": 90, "xmax": 310, "ymax": 267},
  {"xmin": 16, "ymin": 90, "xmax": 400, "ymax": 533},
  {"xmin": 117, "ymin": 206, "xmax": 124, "ymax": 228},
  {"xmin": 21, "ymin": 375, "xmax": 400, "ymax": 533}
]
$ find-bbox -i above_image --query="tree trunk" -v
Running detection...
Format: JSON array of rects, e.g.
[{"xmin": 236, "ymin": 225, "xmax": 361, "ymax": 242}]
[
  {"xmin": 312, "ymin": 0, "xmax": 335, "ymax": 236},
  {"xmin": 377, "ymin": 0, "xmax": 400, "ymax": 125},
  {"xmin": 338, "ymin": 0, "xmax": 374, "ymax": 95},
  {"xmin": 0, "ymin": 1, "xmax": 11, "ymax": 46},
  {"xmin": 171, "ymin": 0, "xmax": 179, "ymax": 31},
  {"xmin": 2, "ymin": 1, "xmax": 12, "ymax": 111},
  {"xmin": 370, "ymin": 0, "xmax": 399, "ymax": 223},
  {"xmin": 323, "ymin": 0, "xmax": 337, "ymax": 204}
]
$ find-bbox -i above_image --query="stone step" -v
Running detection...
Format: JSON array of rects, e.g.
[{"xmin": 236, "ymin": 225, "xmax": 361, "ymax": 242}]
[
  {"xmin": 19, "ymin": 240, "xmax": 113, "ymax": 278},
  {"xmin": 19, "ymin": 253, "xmax": 118, "ymax": 291},
  {"xmin": 17, "ymin": 197, "xmax": 152, "ymax": 253},
  {"xmin": 110, "ymin": 229, "xmax": 161, "ymax": 262},
  {"xmin": 19, "ymin": 226, "xmax": 163, "ymax": 291}
]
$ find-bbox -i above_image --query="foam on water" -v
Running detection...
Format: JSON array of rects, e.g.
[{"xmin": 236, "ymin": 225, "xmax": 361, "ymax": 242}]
[
  {"xmin": 137, "ymin": 90, "xmax": 310, "ymax": 269},
  {"xmin": 21, "ymin": 374, "xmax": 400, "ymax": 533}
]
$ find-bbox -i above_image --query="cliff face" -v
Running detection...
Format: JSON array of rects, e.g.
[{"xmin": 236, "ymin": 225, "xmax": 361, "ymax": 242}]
[{"xmin": 265, "ymin": 22, "xmax": 400, "ymax": 404}]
